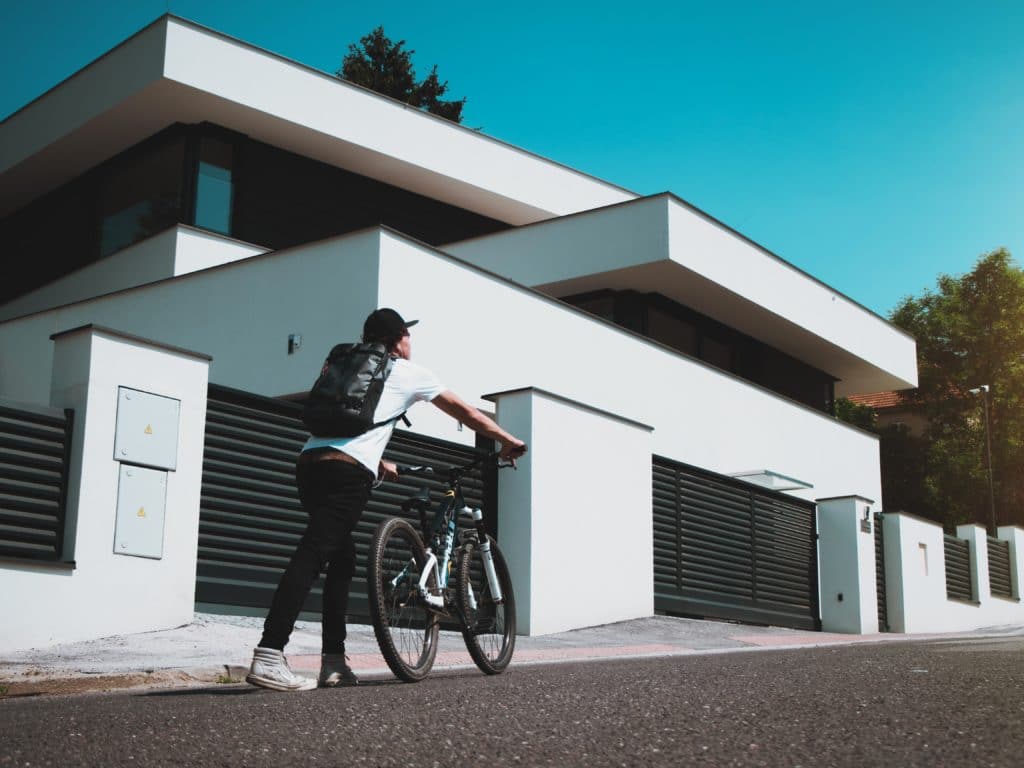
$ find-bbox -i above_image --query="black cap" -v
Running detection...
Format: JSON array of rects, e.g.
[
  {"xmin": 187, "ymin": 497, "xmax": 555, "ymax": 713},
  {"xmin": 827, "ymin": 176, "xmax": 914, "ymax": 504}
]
[{"xmin": 363, "ymin": 308, "xmax": 418, "ymax": 341}]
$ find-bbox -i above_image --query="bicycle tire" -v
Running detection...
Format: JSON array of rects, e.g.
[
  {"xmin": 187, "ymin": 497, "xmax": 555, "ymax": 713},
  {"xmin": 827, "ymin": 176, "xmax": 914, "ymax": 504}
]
[
  {"xmin": 455, "ymin": 535, "xmax": 516, "ymax": 674},
  {"xmin": 367, "ymin": 517, "xmax": 440, "ymax": 682}
]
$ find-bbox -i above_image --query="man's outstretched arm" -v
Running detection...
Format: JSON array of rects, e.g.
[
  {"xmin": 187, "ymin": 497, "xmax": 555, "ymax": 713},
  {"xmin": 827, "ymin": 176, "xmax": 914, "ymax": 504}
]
[{"xmin": 431, "ymin": 390, "xmax": 527, "ymax": 462}]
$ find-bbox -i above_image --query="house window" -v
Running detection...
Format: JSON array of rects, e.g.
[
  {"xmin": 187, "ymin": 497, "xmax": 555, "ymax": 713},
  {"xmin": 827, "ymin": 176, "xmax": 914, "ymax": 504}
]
[
  {"xmin": 98, "ymin": 135, "xmax": 185, "ymax": 257},
  {"xmin": 700, "ymin": 334, "xmax": 733, "ymax": 371},
  {"xmin": 194, "ymin": 136, "xmax": 234, "ymax": 235},
  {"xmin": 648, "ymin": 305, "xmax": 697, "ymax": 355}
]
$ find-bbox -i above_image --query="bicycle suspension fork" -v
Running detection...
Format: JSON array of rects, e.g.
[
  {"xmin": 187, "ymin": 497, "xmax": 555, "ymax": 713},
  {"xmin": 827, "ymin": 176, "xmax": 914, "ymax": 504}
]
[{"xmin": 460, "ymin": 506, "xmax": 504, "ymax": 604}]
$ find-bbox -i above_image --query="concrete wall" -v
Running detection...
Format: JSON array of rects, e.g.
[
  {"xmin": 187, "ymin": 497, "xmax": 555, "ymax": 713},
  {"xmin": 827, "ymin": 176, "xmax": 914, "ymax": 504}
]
[
  {"xmin": 0, "ymin": 326, "xmax": 210, "ymax": 652},
  {"xmin": 0, "ymin": 228, "xmax": 884, "ymax": 504},
  {"xmin": 377, "ymin": 232, "xmax": 883, "ymax": 505},
  {"xmin": 486, "ymin": 388, "xmax": 654, "ymax": 635},
  {"xmin": 883, "ymin": 513, "xmax": 1024, "ymax": 633},
  {"xmin": 817, "ymin": 496, "xmax": 879, "ymax": 634},
  {"xmin": 0, "ymin": 228, "xmax": 890, "ymax": 641},
  {"xmin": 445, "ymin": 195, "xmax": 918, "ymax": 395}
]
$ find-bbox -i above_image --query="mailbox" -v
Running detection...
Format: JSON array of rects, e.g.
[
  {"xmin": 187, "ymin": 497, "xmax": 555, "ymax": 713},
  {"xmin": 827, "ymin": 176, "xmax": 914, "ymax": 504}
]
[
  {"xmin": 113, "ymin": 464, "xmax": 168, "ymax": 559},
  {"xmin": 113, "ymin": 387, "xmax": 180, "ymax": 471}
]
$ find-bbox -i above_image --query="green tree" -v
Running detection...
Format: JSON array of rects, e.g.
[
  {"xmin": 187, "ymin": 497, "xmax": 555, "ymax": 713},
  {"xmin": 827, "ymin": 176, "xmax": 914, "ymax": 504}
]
[
  {"xmin": 883, "ymin": 248, "xmax": 1024, "ymax": 530},
  {"xmin": 834, "ymin": 397, "xmax": 877, "ymax": 431},
  {"xmin": 337, "ymin": 27, "xmax": 467, "ymax": 123}
]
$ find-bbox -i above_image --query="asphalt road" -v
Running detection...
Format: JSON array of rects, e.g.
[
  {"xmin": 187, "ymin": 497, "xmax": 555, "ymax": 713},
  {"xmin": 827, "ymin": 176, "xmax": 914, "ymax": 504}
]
[{"xmin": 1, "ymin": 636, "xmax": 1021, "ymax": 767}]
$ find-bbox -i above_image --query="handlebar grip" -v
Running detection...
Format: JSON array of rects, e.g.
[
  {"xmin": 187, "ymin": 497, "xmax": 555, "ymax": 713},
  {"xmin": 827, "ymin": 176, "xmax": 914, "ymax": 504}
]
[{"xmin": 396, "ymin": 464, "xmax": 434, "ymax": 475}]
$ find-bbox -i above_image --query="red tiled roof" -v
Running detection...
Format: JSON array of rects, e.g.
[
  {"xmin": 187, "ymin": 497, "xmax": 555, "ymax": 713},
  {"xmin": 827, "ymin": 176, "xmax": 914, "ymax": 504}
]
[{"xmin": 846, "ymin": 391, "xmax": 905, "ymax": 409}]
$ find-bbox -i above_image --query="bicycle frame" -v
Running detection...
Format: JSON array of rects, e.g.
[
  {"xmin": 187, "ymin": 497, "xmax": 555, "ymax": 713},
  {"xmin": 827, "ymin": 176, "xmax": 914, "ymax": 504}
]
[{"xmin": 399, "ymin": 458, "xmax": 505, "ymax": 613}]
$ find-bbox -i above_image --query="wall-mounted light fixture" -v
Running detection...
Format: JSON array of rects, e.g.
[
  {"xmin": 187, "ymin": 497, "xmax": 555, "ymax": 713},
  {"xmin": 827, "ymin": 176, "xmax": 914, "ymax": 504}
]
[{"xmin": 288, "ymin": 334, "xmax": 302, "ymax": 355}]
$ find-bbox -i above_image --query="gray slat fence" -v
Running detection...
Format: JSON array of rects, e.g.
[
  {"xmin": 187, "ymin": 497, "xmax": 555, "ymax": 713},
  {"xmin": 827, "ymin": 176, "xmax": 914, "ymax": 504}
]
[
  {"xmin": 0, "ymin": 399, "xmax": 74, "ymax": 562},
  {"xmin": 988, "ymin": 536, "xmax": 1013, "ymax": 599},
  {"xmin": 653, "ymin": 456, "xmax": 820, "ymax": 631},
  {"xmin": 197, "ymin": 384, "xmax": 490, "ymax": 621},
  {"xmin": 874, "ymin": 512, "xmax": 888, "ymax": 631},
  {"xmin": 944, "ymin": 534, "xmax": 973, "ymax": 602}
]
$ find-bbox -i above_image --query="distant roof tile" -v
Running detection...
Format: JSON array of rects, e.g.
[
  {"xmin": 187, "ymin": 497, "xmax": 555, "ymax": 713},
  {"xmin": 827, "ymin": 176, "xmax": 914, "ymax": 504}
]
[{"xmin": 846, "ymin": 391, "xmax": 905, "ymax": 409}]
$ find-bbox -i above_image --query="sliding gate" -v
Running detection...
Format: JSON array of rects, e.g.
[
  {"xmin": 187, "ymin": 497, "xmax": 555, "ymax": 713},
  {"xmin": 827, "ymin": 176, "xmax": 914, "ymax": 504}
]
[
  {"xmin": 653, "ymin": 456, "xmax": 820, "ymax": 630},
  {"xmin": 197, "ymin": 384, "xmax": 491, "ymax": 621}
]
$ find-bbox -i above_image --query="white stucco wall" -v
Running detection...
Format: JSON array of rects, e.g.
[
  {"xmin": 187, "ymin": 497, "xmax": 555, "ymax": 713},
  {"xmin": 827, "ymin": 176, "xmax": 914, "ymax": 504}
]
[
  {"xmin": 883, "ymin": 513, "xmax": 1024, "ymax": 633},
  {"xmin": 817, "ymin": 496, "xmax": 878, "ymax": 633},
  {"xmin": 0, "ymin": 228, "xmax": 883, "ymax": 506},
  {"xmin": 445, "ymin": 195, "xmax": 917, "ymax": 395},
  {"xmin": 0, "ymin": 227, "xmax": 897, "ymax": 640},
  {"xmin": 0, "ymin": 229, "xmax": 384, "ymax": 407},
  {"xmin": 0, "ymin": 326, "xmax": 210, "ymax": 652},
  {"xmin": 488, "ymin": 388, "xmax": 654, "ymax": 635},
  {"xmin": 377, "ymin": 233, "xmax": 883, "ymax": 505}
]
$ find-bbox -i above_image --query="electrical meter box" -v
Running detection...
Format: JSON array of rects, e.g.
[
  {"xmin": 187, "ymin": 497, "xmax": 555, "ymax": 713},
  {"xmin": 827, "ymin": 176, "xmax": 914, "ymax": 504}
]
[
  {"xmin": 113, "ymin": 387, "xmax": 180, "ymax": 470},
  {"xmin": 113, "ymin": 464, "xmax": 168, "ymax": 559}
]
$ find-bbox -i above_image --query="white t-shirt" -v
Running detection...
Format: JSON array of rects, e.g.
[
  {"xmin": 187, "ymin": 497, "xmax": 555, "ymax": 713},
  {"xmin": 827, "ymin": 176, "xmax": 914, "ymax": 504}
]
[{"xmin": 302, "ymin": 358, "xmax": 445, "ymax": 476}]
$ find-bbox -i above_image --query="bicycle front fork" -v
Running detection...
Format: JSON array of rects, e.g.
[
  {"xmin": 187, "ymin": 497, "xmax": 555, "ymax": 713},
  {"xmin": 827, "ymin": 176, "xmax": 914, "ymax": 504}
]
[{"xmin": 461, "ymin": 506, "xmax": 504, "ymax": 604}]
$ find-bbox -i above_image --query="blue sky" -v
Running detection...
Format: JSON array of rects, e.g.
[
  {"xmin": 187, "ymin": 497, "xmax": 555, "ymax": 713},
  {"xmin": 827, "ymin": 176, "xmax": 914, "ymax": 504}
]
[{"xmin": 2, "ymin": 0, "xmax": 1022, "ymax": 318}]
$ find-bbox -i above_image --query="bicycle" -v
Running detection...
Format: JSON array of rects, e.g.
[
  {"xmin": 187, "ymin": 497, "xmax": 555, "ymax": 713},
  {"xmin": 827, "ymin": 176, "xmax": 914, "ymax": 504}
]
[{"xmin": 366, "ymin": 451, "xmax": 518, "ymax": 682}]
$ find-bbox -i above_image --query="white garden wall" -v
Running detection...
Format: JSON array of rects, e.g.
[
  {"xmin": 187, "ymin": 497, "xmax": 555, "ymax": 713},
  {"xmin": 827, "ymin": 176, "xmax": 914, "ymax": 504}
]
[
  {"xmin": 0, "ymin": 326, "xmax": 210, "ymax": 652},
  {"xmin": 883, "ymin": 513, "xmax": 1024, "ymax": 633}
]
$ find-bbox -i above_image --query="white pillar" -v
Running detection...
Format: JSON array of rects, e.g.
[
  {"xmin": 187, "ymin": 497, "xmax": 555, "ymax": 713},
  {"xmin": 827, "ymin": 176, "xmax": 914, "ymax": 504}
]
[
  {"xmin": 484, "ymin": 387, "xmax": 654, "ymax": 636},
  {"xmin": 816, "ymin": 495, "xmax": 878, "ymax": 633},
  {"xmin": 0, "ymin": 324, "xmax": 211, "ymax": 652},
  {"xmin": 996, "ymin": 526, "xmax": 1024, "ymax": 599}
]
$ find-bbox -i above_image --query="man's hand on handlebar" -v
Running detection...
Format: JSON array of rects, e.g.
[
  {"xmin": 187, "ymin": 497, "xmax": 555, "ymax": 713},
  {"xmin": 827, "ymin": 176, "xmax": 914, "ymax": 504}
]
[
  {"xmin": 498, "ymin": 440, "xmax": 528, "ymax": 468},
  {"xmin": 378, "ymin": 459, "xmax": 399, "ymax": 482}
]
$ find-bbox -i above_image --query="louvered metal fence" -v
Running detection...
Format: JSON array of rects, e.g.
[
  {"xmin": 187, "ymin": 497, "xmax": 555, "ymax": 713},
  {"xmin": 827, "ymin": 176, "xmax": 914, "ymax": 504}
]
[
  {"xmin": 653, "ymin": 456, "xmax": 820, "ymax": 630},
  {"xmin": 944, "ymin": 534, "xmax": 973, "ymax": 602},
  {"xmin": 197, "ymin": 384, "xmax": 490, "ymax": 621},
  {"xmin": 874, "ymin": 512, "xmax": 888, "ymax": 631},
  {"xmin": 988, "ymin": 536, "xmax": 1013, "ymax": 599},
  {"xmin": 0, "ymin": 399, "xmax": 74, "ymax": 562}
]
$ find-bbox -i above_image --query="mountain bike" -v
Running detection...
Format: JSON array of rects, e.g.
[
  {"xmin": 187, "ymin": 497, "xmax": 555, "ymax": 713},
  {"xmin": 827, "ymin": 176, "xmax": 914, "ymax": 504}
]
[{"xmin": 367, "ymin": 452, "xmax": 518, "ymax": 682}]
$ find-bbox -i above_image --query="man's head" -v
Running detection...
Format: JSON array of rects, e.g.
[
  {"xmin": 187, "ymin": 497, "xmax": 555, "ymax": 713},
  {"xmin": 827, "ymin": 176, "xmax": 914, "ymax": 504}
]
[{"xmin": 362, "ymin": 308, "xmax": 418, "ymax": 359}]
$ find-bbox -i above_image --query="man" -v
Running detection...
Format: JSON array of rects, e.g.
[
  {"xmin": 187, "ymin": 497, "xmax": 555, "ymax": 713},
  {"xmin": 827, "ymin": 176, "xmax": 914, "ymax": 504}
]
[{"xmin": 246, "ymin": 308, "xmax": 527, "ymax": 691}]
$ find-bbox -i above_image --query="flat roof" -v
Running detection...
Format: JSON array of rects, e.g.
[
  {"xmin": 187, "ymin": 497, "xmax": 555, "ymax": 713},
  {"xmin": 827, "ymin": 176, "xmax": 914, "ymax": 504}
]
[{"xmin": 0, "ymin": 14, "xmax": 636, "ymax": 222}]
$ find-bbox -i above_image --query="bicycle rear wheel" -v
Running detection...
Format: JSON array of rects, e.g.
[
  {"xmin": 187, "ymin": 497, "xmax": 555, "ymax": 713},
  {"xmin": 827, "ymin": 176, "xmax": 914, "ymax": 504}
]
[
  {"xmin": 455, "ymin": 535, "xmax": 516, "ymax": 674},
  {"xmin": 367, "ymin": 517, "xmax": 440, "ymax": 682}
]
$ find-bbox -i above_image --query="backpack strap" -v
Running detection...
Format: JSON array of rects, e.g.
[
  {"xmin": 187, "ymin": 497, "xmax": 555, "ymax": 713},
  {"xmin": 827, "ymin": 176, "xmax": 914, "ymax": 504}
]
[{"xmin": 373, "ymin": 411, "xmax": 411, "ymax": 430}]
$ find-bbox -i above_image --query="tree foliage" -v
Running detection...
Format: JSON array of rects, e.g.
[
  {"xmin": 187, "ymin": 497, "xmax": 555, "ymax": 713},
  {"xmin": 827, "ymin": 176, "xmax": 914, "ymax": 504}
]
[
  {"xmin": 846, "ymin": 248, "xmax": 1024, "ymax": 529},
  {"xmin": 337, "ymin": 27, "xmax": 466, "ymax": 123},
  {"xmin": 834, "ymin": 397, "xmax": 877, "ymax": 431}
]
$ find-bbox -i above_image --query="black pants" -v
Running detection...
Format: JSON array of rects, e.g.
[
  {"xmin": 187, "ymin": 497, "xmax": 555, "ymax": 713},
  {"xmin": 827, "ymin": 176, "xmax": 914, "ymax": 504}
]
[{"xmin": 259, "ymin": 456, "xmax": 373, "ymax": 654}]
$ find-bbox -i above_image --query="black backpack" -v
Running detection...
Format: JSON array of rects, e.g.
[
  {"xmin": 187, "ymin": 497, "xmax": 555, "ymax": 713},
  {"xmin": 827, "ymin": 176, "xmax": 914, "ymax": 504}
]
[{"xmin": 301, "ymin": 342, "xmax": 408, "ymax": 437}]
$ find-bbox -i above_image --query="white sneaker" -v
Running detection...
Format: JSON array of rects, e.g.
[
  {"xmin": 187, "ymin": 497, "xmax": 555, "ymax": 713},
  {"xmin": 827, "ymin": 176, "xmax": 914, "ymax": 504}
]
[{"xmin": 245, "ymin": 647, "xmax": 317, "ymax": 691}]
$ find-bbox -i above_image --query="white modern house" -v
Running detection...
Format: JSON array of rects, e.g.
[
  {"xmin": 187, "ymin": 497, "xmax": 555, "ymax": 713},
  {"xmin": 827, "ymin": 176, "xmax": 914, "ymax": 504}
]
[{"xmin": 2, "ymin": 15, "xmax": 1021, "ymax": 654}]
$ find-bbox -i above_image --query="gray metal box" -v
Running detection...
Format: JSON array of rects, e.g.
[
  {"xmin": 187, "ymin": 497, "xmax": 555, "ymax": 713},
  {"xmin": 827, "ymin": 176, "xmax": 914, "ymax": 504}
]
[
  {"xmin": 113, "ymin": 387, "xmax": 180, "ymax": 470},
  {"xmin": 113, "ymin": 464, "xmax": 168, "ymax": 559}
]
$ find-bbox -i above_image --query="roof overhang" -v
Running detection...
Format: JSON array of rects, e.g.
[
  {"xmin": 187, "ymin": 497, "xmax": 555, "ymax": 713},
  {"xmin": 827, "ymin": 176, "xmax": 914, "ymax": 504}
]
[
  {"xmin": 444, "ymin": 194, "xmax": 918, "ymax": 395},
  {"xmin": 0, "ymin": 15, "xmax": 636, "ymax": 222}
]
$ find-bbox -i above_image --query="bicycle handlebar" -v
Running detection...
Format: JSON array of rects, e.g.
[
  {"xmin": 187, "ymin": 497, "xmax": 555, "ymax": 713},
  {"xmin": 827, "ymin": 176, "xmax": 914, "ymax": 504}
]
[{"xmin": 395, "ymin": 449, "xmax": 523, "ymax": 479}]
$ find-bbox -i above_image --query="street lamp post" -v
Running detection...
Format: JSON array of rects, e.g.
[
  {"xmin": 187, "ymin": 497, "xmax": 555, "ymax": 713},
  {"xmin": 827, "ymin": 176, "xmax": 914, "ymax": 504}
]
[{"xmin": 969, "ymin": 385, "xmax": 997, "ymax": 535}]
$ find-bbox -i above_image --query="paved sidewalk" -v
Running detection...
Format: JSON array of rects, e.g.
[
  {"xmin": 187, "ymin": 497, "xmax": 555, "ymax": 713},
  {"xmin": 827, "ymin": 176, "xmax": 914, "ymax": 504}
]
[{"xmin": 2, "ymin": 612, "xmax": 1021, "ymax": 698}]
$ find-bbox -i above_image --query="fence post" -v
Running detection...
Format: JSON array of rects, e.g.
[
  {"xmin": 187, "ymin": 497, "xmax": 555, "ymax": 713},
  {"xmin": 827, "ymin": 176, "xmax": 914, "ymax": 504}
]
[
  {"xmin": 996, "ymin": 526, "xmax": 1024, "ymax": 600},
  {"xmin": 816, "ymin": 496, "xmax": 878, "ymax": 633},
  {"xmin": 483, "ymin": 387, "xmax": 654, "ymax": 635},
  {"xmin": 955, "ymin": 524, "xmax": 989, "ymax": 605}
]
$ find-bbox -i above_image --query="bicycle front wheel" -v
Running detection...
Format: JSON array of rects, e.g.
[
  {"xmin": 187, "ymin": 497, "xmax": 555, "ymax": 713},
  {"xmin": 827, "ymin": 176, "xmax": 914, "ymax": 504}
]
[
  {"xmin": 455, "ymin": 535, "xmax": 516, "ymax": 674},
  {"xmin": 367, "ymin": 517, "xmax": 440, "ymax": 682}
]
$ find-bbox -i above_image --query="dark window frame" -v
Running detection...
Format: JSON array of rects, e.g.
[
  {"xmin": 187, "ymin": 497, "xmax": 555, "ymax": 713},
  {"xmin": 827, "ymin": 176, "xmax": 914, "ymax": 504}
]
[{"xmin": 562, "ymin": 288, "xmax": 837, "ymax": 414}]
